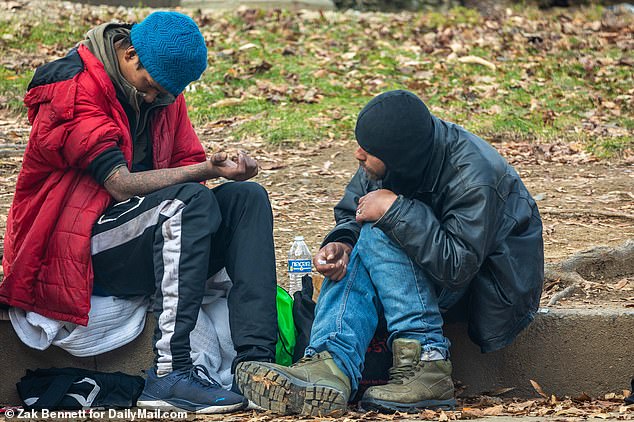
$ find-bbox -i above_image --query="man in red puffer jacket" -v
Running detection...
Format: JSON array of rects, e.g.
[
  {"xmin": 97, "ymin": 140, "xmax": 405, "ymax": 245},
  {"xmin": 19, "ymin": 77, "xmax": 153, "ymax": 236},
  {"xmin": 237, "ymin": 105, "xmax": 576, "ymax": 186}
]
[{"xmin": 1, "ymin": 11, "xmax": 278, "ymax": 413}]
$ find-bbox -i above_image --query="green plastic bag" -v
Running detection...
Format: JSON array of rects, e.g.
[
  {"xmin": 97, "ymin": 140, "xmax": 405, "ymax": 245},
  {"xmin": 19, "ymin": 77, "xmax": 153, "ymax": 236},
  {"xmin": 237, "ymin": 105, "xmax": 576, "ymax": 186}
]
[{"xmin": 275, "ymin": 285, "xmax": 297, "ymax": 366}]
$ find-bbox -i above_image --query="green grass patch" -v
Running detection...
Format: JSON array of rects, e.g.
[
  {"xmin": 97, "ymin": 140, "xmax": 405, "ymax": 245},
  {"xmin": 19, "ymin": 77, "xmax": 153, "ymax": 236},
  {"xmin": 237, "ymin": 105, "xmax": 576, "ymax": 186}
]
[
  {"xmin": 588, "ymin": 136, "xmax": 633, "ymax": 159},
  {"xmin": 425, "ymin": 6, "xmax": 482, "ymax": 28},
  {"xmin": 0, "ymin": 19, "xmax": 89, "ymax": 52},
  {"xmin": 0, "ymin": 4, "xmax": 631, "ymax": 157},
  {"xmin": 0, "ymin": 66, "xmax": 31, "ymax": 114}
]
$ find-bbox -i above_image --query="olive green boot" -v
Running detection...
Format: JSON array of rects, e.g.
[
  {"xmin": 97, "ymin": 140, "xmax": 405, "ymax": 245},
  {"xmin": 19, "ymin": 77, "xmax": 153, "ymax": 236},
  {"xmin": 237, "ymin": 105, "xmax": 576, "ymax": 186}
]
[
  {"xmin": 360, "ymin": 338, "xmax": 456, "ymax": 413},
  {"xmin": 235, "ymin": 351, "xmax": 351, "ymax": 416}
]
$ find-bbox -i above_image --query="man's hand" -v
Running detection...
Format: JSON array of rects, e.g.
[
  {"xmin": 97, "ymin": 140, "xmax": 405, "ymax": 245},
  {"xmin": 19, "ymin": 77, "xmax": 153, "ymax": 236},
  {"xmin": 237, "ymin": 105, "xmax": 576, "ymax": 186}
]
[
  {"xmin": 313, "ymin": 242, "xmax": 352, "ymax": 282},
  {"xmin": 356, "ymin": 189, "xmax": 397, "ymax": 223},
  {"xmin": 208, "ymin": 151, "xmax": 258, "ymax": 181}
]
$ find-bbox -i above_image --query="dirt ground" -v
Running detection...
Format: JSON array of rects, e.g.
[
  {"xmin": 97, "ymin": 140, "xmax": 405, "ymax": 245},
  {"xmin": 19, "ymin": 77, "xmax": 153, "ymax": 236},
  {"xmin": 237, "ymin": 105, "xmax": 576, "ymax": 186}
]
[
  {"xmin": 0, "ymin": 0, "xmax": 632, "ymax": 311},
  {"xmin": 0, "ymin": 114, "xmax": 633, "ymax": 309},
  {"xmin": 200, "ymin": 120, "xmax": 634, "ymax": 309}
]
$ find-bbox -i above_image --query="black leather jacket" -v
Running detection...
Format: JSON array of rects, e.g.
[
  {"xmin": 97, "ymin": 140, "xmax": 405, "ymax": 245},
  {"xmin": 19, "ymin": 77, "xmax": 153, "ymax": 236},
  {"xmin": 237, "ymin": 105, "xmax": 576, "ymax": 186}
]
[{"xmin": 323, "ymin": 116, "xmax": 544, "ymax": 353}]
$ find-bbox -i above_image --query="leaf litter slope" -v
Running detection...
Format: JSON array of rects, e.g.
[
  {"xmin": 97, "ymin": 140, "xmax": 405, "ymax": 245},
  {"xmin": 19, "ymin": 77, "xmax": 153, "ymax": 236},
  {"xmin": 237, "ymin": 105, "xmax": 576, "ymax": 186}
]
[
  {"xmin": 0, "ymin": 0, "xmax": 632, "ymax": 304},
  {"xmin": 0, "ymin": 1, "xmax": 632, "ymax": 418},
  {"xmin": 0, "ymin": 0, "xmax": 632, "ymax": 152}
]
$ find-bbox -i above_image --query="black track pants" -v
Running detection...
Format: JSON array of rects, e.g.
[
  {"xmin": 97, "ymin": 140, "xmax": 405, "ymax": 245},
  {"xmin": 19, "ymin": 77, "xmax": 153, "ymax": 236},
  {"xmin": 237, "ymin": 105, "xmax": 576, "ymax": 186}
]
[{"xmin": 91, "ymin": 182, "xmax": 278, "ymax": 373}]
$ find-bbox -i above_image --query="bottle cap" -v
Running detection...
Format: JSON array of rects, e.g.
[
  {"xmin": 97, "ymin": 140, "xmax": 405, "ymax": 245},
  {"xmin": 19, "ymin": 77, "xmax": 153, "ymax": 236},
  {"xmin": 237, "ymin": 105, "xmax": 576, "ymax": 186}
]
[{"xmin": 294, "ymin": 236, "xmax": 304, "ymax": 241}]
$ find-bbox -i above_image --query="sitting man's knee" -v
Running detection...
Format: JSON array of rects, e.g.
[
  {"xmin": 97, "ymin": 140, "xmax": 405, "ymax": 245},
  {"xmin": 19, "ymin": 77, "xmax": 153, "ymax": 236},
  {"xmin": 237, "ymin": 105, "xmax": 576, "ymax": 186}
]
[
  {"xmin": 236, "ymin": 181, "xmax": 271, "ymax": 204},
  {"xmin": 179, "ymin": 181, "xmax": 213, "ymax": 196},
  {"xmin": 359, "ymin": 223, "xmax": 384, "ymax": 241},
  {"xmin": 360, "ymin": 223, "xmax": 374, "ymax": 234}
]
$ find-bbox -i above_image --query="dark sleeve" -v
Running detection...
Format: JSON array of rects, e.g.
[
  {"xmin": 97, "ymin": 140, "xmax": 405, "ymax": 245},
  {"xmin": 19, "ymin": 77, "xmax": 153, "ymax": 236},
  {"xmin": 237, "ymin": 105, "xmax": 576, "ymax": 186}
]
[
  {"xmin": 321, "ymin": 168, "xmax": 368, "ymax": 248},
  {"xmin": 374, "ymin": 186, "xmax": 501, "ymax": 290},
  {"xmin": 88, "ymin": 146, "xmax": 127, "ymax": 185}
]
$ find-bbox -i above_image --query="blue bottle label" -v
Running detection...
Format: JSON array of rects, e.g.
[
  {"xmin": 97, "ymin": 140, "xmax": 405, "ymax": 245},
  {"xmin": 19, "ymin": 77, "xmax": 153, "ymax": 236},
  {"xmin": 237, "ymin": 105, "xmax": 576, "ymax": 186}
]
[{"xmin": 288, "ymin": 259, "xmax": 312, "ymax": 273}]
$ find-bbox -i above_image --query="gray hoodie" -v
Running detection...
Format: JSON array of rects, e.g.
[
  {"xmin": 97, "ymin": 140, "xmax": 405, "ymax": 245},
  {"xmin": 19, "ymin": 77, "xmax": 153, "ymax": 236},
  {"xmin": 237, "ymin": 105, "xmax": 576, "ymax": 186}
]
[{"xmin": 81, "ymin": 23, "xmax": 174, "ymax": 170}]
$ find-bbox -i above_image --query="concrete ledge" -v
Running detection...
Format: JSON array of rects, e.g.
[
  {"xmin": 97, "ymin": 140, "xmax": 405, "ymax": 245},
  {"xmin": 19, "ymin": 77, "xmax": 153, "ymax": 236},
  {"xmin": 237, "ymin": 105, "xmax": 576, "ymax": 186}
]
[
  {"xmin": 447, "ymin": 308, "xmax": 634, "ymax": 398},
  {"xmin": 0, "ymin": 317, "xmax": 155, "ymax": 406},
  {"xmin": 1, "ymin": 308, "xmax": 632, "ymax": 405}
]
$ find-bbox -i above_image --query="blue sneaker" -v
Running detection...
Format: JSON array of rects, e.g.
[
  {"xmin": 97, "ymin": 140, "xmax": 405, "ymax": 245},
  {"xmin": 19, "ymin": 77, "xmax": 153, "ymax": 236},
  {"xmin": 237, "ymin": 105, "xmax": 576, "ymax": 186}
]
[{"xmin": 137, "ymin": 365, "xmax": 248, "ymax": 414}]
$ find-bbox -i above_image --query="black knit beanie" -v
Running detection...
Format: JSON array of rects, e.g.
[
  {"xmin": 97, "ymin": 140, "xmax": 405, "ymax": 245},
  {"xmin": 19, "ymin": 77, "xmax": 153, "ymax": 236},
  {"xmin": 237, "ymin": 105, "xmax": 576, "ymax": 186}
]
[{"xmin": 355, "ymin": 90, "xmax": 434, "ymax": 196}]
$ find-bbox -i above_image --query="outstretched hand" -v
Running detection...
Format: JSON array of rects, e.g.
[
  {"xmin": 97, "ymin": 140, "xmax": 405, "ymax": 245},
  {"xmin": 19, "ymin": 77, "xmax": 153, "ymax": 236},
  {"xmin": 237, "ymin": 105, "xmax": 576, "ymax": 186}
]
[
  {"xmin": 313, "ymin": 242, "xmax": 352, "ymax": 282},
  {"xmin": 208, "ymin": 151, "xmax": 258, "ymax": 181}
]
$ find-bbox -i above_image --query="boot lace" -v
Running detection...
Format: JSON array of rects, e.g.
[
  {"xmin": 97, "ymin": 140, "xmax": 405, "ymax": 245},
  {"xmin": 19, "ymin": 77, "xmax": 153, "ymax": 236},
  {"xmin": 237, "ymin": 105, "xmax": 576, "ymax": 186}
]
[
  {"xmin": 388, "ymin": 360, "xmax": 422, "ymax": 384},
  {"xmin": 293, "ymin": 351, "xmax": 329, "ymax": 367},
  {"xmin": 188, "ymin": 364, "xmax": 222, "ymax": 389},
  {"xmin": 294, "ymin": 354, "xmax": 318, "ymax": 366}
]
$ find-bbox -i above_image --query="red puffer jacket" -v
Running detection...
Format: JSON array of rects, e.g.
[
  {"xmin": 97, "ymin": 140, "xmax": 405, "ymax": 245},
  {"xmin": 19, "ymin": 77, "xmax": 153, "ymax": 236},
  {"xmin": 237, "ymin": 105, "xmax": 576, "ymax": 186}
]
[{"xmin": 0, "ymin": 45, "xmax": 206, "ymax": 325}]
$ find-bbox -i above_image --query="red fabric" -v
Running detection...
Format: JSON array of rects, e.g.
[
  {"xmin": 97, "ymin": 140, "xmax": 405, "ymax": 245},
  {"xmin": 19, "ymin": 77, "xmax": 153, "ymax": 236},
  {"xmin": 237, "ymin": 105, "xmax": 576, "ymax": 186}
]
[{"xmin": 0, "ymin": 45, "xmax": 205, "ymax": 325}]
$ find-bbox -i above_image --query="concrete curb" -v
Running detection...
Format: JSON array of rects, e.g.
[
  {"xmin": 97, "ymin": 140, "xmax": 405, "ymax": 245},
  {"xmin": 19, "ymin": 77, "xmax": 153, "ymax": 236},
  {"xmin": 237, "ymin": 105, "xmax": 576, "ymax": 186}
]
[
  {"xmin": 447, "ymin": 308, "xmax": 633, "ymax": 398},
  {"xmin": 0, "ymin": 307, "xmax": 632, "ymax": 405}
]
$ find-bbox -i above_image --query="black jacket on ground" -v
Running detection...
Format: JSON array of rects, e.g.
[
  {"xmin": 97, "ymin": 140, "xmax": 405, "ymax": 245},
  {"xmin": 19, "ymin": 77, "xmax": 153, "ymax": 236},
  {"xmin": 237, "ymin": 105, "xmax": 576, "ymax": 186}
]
[{"xmin": 323, "ymin": 91, "xmax": 544, "ymax": 353}]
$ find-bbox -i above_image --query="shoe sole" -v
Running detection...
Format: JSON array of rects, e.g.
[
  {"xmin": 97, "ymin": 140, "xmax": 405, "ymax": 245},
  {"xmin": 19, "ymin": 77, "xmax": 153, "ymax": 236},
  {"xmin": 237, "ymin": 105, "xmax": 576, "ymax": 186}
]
[
  {"xmin": 137, "ymin": 398, "xmax": 248, "ymax": 414},
  {"xmin": 359, "ymin": 397, "xmax": 456, "ymax": 413},
  {"xmin": 236, "ymin": 361, "xmax": 348, "ymax": 416}
]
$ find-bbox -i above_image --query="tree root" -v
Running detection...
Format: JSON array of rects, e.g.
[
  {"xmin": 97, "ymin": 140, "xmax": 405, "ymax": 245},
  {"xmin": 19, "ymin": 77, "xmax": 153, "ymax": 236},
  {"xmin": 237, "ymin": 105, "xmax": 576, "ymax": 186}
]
[
  {"xmin": 547, "ymin": 284, "xmax": 579, "ymax": 306},
  {"xmin": 540, "ymin": 208, "xmax": 634, "ymax": 220},
  {"xmin": 544, "ymin": 239, "xmax": 634, "ymax": 305}
]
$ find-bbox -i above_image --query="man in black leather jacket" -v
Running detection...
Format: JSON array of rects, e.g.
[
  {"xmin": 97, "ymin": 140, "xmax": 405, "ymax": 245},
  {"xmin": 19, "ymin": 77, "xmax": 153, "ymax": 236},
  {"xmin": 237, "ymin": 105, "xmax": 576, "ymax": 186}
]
[{"xmin": 236, "ymin": 90, "xmax": 544, "ymax": 415}]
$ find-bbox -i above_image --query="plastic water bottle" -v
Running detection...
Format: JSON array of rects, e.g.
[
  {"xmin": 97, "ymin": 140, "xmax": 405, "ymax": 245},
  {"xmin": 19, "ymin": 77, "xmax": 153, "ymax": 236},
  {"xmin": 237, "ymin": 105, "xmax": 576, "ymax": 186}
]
[{"xmin": 288, "ymin": 236, "xmax": 311, "ymax": 296}]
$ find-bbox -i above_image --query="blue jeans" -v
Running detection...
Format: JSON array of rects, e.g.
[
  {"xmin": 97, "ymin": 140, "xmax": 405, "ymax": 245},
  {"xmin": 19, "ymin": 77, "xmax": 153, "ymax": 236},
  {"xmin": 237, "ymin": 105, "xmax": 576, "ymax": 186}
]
[{"xmin": 307, "ymin": 224, "xmax": 465, "ymax": 393}]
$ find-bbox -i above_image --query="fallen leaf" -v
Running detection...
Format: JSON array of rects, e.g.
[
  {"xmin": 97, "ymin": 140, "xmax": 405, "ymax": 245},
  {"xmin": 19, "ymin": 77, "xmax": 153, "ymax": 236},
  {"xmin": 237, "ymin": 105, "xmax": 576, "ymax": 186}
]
[
  {"xmin": 614, "ymin": 278, "xmax": 629, "ymax": 290},
  {"xmin": 420, "ymin": 409, "xmax": 437, "ymax": 419},
  {"xmin": 211, "ymin": 97, "xmax": 245, "ymax": 108},
  {"xmin": 574, "ymin": 392, "xmax": 592, "ymax": 402},
  {"xmin": 3, "ymin": 1, "xmax": 22, "ymax": 10},
  {"xmin": 554, "ymin": 406, "xmax": 585, "ymax": 416},
  {"xmin": 461, "ymin": 408, "xmax": 485, "ymax": 418},
  {"xmin": 239, "ymin": 42, "xmax": 259, "ymax": 51},
  {"xmin": 488, "ymin": 104, "xmax": 502, "ymax": 115},
  {"xmin": 218, "ymin": 48, "xmax": 235, "ymax": 57},
  {"xmin": 341, "ymin": 51, "xmax": 356, "ymax": 60},
  {"xmin": 457, "ymin": 55, "xmax": 497, "ymax": 70},
  {"xmin": 482, "ymin": 404, "xmax": 504, "ymax": 416},
  {"xmin": 620, "ymin": 404, "xmax": 633, "ymax": 413},
  {"xmin": 530, "ymin": 379, "xmax": 549, "ymax": 398},
  {"xmin": 507, "ymin": 400, "xmax": 536, "ymax": 413}
]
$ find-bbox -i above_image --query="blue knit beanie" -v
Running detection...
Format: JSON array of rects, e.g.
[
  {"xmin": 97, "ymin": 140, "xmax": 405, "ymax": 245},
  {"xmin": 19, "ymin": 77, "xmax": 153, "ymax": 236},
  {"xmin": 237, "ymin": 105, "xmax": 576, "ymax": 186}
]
[{"xmin": 130, "ymin": 11, "xmax": 207, "ymax": 96}]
